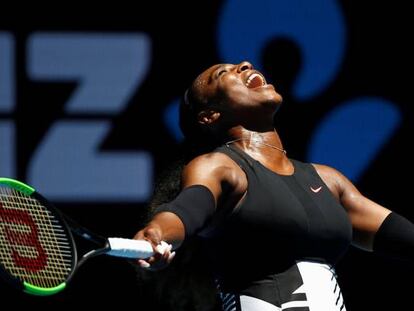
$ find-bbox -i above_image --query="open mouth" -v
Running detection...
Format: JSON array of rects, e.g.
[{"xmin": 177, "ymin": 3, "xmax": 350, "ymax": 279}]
[{"xmin": 245, "ymin": 72, "xmax": 266, "ymax": 89}]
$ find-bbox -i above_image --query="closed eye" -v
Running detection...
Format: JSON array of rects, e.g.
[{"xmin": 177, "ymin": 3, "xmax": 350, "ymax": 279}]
[
  {"xmin": 209, "ymin": 65, "xmax": 233, "ymax": 83},
  {"xmin": 217, "ymin": 70, "xmax": 227, "ymax": 77}
]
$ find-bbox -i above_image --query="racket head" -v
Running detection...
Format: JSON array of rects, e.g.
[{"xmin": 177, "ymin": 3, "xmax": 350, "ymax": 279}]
[{"xmin": 0, "ymin": 177, "xmax": 77, "ymax": 296}]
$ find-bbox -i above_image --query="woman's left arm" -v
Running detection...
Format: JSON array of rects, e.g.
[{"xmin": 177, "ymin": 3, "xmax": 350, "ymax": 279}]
[{"xmin": 314, "ymin": 164, "xmax": 414, "ymax": 261}]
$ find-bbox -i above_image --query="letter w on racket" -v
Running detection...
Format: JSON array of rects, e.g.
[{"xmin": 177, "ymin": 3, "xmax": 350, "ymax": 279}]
[{"xmin": 0, "ymin": 177, "xmax": 169, "ymax": 296}]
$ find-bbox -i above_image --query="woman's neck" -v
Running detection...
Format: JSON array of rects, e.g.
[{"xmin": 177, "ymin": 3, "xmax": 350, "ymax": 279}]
[{"xmin": 224, "ymin": 127, "xmax": 286, "ymax": 157}]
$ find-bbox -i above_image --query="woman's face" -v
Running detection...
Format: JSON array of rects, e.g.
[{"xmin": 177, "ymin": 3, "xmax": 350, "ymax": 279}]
[{"xmin": 192, "ymin": 61, "xmax": 283, "ymax": 120}]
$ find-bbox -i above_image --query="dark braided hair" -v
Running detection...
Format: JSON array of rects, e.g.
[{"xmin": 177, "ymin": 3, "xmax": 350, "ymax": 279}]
[{"xmin": 134, "ymin": 86, "xmax": 222, "ymax": 311}]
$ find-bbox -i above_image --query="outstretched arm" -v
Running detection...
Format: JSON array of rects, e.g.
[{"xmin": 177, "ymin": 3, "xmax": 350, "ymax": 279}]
[
  {"xmin": 314, "ymin": 164, "xmax": 414, "ymax": 261},
  {"xmin": 133, "ymin": 152, "xmax": 245, "ymax": 269}
]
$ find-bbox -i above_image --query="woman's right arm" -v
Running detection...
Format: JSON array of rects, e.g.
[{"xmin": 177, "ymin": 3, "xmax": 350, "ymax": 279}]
[{"xmin": 133, "ymin": 152, "xmax": 240, "ymax": 270}]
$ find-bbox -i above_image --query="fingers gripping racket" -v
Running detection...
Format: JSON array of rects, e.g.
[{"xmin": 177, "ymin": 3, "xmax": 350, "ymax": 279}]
[{"xmin": 0, "ymin": 177, "xmax": 157, "ymax": 296}]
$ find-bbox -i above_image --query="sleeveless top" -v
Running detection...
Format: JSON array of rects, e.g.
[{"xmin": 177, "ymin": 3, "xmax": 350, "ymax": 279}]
[{"xmin": 201, "ymin": 145, "xmax": 352, "ymax": 310}]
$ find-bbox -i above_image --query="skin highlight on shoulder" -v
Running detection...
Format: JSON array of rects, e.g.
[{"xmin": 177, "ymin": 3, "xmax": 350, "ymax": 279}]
[{"xmin": 182, "ymin": 151, "xmax": 248, "ymax": 203}]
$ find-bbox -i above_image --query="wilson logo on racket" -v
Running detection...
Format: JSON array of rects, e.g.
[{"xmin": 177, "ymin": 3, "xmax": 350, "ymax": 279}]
[
  {"xmin": 0, "ymin": 204, "xmax": 47, "ymax": 272},
  {"xmin": 0, "ymin": 177, "xmax": 164, "ymax": 296}
]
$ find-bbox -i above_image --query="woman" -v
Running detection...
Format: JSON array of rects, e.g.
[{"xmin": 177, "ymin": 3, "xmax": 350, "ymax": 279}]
[{"xmin": 134, "ymin": 61, "xmax": 413, "ymax": 311}]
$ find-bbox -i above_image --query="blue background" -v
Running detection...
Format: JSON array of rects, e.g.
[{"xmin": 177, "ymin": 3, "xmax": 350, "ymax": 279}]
[{"xmin": 1, "ymin": 1, "xmax": 413, "ymax": 310}]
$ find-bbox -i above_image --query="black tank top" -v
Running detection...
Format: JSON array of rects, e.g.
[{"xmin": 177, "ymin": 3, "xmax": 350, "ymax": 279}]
[{"xmin": 202, "ymin": 145, "xmax": 352, "ymax": 292}]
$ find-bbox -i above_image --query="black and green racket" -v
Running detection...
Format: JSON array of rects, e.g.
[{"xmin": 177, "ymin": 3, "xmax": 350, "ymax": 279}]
[{"xmin": 0, "ymin": 177, "xmax": 158, "ymax": 296}]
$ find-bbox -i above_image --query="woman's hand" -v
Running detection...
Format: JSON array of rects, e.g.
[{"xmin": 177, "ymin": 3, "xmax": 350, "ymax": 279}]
[{"xmin": 134, "ymin": 225, "xmax": 176, "ymax": 271}]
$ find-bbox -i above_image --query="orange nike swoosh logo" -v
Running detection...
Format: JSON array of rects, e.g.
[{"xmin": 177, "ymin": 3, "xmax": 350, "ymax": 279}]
[{"xmin": 310, "ymin": 186, "xmax": 322, "ymax": 193}]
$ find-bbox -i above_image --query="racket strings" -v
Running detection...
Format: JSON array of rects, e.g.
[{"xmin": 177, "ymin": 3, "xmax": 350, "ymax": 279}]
[{"xmin": 0, "ymin": 186, "xmax": 74, "ymax": 289}]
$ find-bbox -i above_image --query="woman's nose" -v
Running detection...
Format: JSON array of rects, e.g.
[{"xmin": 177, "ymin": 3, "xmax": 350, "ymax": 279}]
[{"xmin": 237, "ymin": 61, "xmax": 253, "ymax": 73}]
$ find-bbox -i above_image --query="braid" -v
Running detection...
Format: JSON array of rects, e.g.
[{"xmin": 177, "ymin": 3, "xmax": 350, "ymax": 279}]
[
  {"xmin": 134, "ymin": 88, "xmax": 221, "ymax": 311},
  {"xmin": 135, "ymin": 148, "xmax": 219, "ymax": 311}
]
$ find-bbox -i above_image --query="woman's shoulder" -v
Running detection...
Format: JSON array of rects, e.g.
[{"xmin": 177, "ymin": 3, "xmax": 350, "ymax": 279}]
[
  {"xmin": 182, "ymin": 150, "xmax": 246, "ymax": 188},
  {"xmin": 307, "ymin": 162, "xmax": 357, "ymax": 199},
  {"xmin": 309, "ymin": 162, "xmax": 347, "ymax": 180},
  {"xmin": 185, "ymin": 150, "xmax": 240, "ymax": 171}
]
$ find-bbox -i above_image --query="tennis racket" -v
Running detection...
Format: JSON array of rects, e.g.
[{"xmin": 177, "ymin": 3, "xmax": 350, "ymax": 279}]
[{"xmin": 0, "ymin": 177, "xmax": 161, "ymax": 296}]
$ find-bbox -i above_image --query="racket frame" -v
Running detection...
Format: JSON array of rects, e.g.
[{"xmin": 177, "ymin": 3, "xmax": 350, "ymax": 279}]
[{"xmin": 0, "ymin": 177, "xmax": 78, "ymax": 296}]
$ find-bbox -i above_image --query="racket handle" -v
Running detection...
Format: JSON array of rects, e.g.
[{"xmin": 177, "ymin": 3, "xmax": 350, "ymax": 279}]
[{"xmin": 106, "ymin": 238, "xmax": 155, "ymax": 258}]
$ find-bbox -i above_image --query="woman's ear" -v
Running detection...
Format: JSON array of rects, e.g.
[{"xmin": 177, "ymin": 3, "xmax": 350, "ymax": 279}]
[{"xmin": 197, "ymin": 110, "xmax": 221, "ymax": 125}]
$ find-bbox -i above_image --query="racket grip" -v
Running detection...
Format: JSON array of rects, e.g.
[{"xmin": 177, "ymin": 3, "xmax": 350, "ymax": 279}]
[{"xmin": 107, "ymin": 238, "xmax": 155, "ymax": 258}]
